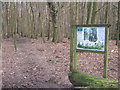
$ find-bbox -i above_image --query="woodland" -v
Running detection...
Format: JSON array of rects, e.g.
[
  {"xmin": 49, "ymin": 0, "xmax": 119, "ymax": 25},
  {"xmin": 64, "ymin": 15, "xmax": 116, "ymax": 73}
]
[{"xmin": 0, "ymin": 1, "xmax": 120, "ymax": 89}]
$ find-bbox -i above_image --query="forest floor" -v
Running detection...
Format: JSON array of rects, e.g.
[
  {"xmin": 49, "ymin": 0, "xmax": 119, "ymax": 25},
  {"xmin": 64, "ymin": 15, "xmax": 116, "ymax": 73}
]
[{"xmin": 2, "ymin": 37, "xmax": 119, "ymax": 88}]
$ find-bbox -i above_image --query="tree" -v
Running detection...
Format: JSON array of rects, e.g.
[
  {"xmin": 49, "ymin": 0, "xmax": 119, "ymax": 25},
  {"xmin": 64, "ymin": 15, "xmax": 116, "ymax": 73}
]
[
  {"xmin": 76, "ymin": 1, "xmax": 79, "ymax": 24},
  {"xmin": 91, "ymin": 2, "xmax": 98, "ymax": 24},
  {"xmin": 47, "ymin": 2, "xmax": 58, "ymax": 43},
  {"xmin": 47, "ymin": 4, "xmax": 51, "ymax": 41},
  {"xmin": 104, "ymin": 2, "xmax": 110, "ymax": 24},
  {"xmin": 13, "ymin": 3, "xmax": 17, "ymax": 51},
  {"xmin": 82, "ymin": 2, "xmax": 86, "ymax": 24},
  {"xmin": 86, "ymin": 2, "xmax": 93, "ymax": 24},
  {"xmin": 1, "ymin": 2, "xmax": 119, "ymax": 43}
]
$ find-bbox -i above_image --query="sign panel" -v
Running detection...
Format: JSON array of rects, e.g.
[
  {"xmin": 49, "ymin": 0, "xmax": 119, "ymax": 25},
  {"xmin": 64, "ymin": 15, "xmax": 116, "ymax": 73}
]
[{"xmin": 76, "ymin": 27, "xmax": 106, "ymax": 51}]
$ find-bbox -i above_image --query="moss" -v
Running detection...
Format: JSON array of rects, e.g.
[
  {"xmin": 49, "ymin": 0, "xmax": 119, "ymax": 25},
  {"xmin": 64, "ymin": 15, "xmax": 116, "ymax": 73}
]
[{"xmin": 69, "ymin": 71, "xmax": 118, "ymax": 88}]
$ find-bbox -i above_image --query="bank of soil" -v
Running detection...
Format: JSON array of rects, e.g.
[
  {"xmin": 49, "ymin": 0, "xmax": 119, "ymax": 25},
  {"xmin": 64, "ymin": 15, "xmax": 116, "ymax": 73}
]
[{"xmin": 2, "ymin": 37, "xmax": 119, "ymax": 88}]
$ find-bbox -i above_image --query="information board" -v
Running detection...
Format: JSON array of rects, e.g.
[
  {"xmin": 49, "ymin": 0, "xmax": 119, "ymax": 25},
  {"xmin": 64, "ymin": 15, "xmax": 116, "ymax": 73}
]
[{"xmin": 76, "ymin": 27, "xmax": 106, "ymax": 52}]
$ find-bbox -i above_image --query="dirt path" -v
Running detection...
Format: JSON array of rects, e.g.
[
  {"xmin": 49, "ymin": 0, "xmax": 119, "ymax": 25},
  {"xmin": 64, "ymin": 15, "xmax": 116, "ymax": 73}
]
[
  {"xmin": 2, "ymin": 37, "xmax": 118, "ymax": 88},
  {"xmin": 2, "ymin": 37, "xmax": 72, "ymax": 88}
]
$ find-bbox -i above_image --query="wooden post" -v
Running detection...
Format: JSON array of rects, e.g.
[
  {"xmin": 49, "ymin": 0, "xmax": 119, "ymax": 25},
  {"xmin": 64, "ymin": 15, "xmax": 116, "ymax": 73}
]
[
  {"xmin": 70, "ymin": 2, "xmax": 77, "ymax": 71},
  {"xmin": 103, "ymin": 2, "xmax": 109, "ymax": 78},
  {"xmin": 103, "ymin": 27, "xmax": 109, "ymax": 78},
  {"xmin": 70, "ymin": 26, "xmax": 77, "ymax": 71}
]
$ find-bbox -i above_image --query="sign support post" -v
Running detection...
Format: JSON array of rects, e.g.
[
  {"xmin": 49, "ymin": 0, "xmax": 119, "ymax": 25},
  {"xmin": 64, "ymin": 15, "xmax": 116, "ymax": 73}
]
[
  {"xmin": 103, "ymin": 27, "xmax": 109, "ymax": 78},
  {"xmin": 70, "ymin": 27, "xmax": 77, "ymax": 71}
]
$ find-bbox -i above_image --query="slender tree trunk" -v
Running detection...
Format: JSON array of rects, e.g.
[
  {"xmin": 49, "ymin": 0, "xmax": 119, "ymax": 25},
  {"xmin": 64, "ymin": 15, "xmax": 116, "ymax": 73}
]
[
  {"xmin": 91, "ymin": 2, "xmax": 98, "ymax": 24},
  {"xmin": 25, "ymin": 3, "xmax": 30, "ymax": 38},
  {"xmin": 12, "ymin": 3, "xmax": 17, "ymax": 51},
  {"xmin": 30, "ymin": 3, "xmax": 35, "ymax": 38},
  {"xmin": 47, "ymin": 8, "xmax": 50, "ymax": 41},
  {"xmin": 76, "ymin": 2, "xmax": 79, "ymax": 24},
  {"xmin": 86, "ymin": 2, "xmax": 93, "ymax": 24},
  {"xmin": 52, "ymin": 8, "xmax": 58, "ymax": 43},
  {"xmin": 104, "ymin": 2, "xmax": 109, "ymax": 24},
  {"xmin": 8, "ymin": 3, "xmax": 12, "ymax": 38},
  {"xmin": 82, "ymin": 2, "xmax": 86, "ymax": 24},
  {"xmin": 3, "ymin": 3, "xmax": 8, "ymax": 38},
  {"xmin": 20, "ymin": 2, "xmax": 24, "ymax": 37}
]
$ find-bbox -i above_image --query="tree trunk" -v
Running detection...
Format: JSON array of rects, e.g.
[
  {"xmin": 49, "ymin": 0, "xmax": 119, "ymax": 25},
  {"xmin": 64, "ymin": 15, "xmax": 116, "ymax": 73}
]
[
  {"xmin": 104, "ymin": 2, "xmax": 109, "ymax": 24},
  {"xmin": 12, "ymin": 3, "xmax": 17, "ymax": 51},
  {"xmin": 47, "ymin": 2, "xmax": 58, "ymax": 43},
  {"xmin": 86, "ymin": 2, "xmax": 93, "ymax": 24},
  {"xmin": 82, "ymin": 2, "xmax": 86, "ymax": 24},
  {"xmin": 91, "ymin": 2, "xmax": 98, "ymax": 24},
  {"xmin": 47, "ymin": 8, "xmax": 50, "ymax": 41},
  {"xmin": 76, "ymin": 2, "xmax": 79, "ymax": 24}
]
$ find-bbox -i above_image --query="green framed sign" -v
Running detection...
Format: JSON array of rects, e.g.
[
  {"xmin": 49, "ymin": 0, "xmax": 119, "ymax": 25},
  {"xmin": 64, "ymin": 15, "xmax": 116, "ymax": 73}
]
[
  {"xmin": 77, "ymin": 27, "xmax": 105, "ymax": 52},
  {"xmin": 69, "ymin": 24, "xmax": 111, "ymax": 79},
  {"xmin": 73, "ymin": 24, "xmax": 111, "ymax": 54}
]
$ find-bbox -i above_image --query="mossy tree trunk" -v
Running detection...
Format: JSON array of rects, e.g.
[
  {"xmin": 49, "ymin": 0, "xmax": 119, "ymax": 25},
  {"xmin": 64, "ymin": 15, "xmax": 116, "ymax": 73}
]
[
  {"xmin": 47, "ymin": 2, "xmax": 58, "ymax": 43},
  {"xmin": 52, "ymin": 12, "xmax": 58, "ymax": 43}
]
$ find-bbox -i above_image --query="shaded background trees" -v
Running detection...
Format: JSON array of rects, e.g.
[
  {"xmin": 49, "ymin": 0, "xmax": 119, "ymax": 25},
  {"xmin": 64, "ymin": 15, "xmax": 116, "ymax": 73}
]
[{"xmin": 2, "ymin": 2, "xmax": 119, "ymax": 44}]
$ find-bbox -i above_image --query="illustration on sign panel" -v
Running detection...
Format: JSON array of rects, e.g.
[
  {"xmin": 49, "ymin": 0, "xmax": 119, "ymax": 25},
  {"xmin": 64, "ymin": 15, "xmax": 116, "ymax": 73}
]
[{"xmin": 77, "ymin": 27, "xmax": 105, "ymax": 51}]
